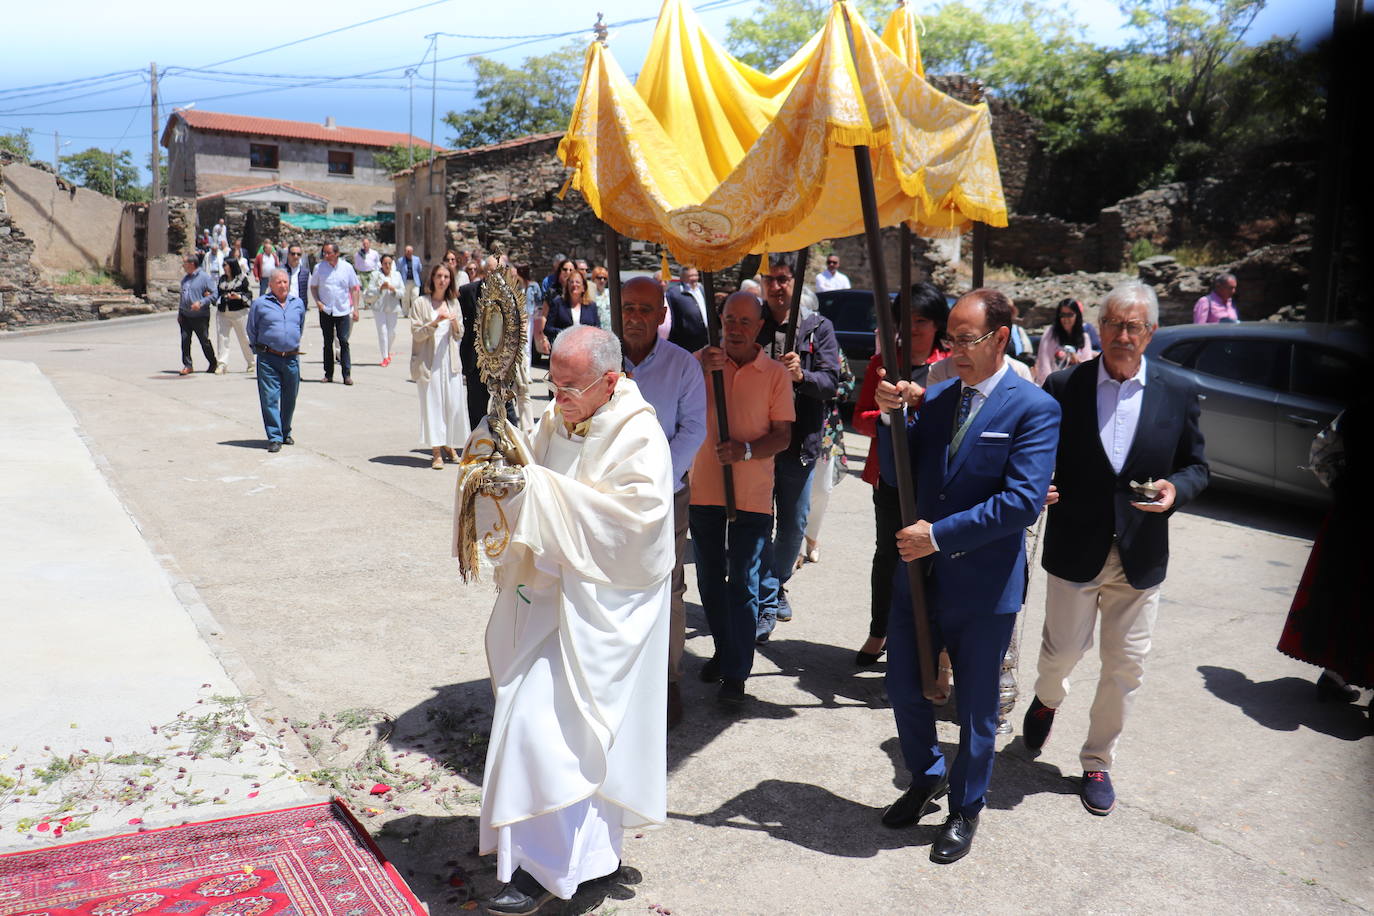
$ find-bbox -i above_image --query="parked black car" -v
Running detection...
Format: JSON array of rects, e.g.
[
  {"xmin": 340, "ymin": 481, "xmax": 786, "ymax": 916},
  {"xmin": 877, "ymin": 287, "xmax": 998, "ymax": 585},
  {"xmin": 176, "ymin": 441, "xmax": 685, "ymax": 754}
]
[{"xmin": 1145, "ymin": 321, "xmax": 1367, "ymax": 505}]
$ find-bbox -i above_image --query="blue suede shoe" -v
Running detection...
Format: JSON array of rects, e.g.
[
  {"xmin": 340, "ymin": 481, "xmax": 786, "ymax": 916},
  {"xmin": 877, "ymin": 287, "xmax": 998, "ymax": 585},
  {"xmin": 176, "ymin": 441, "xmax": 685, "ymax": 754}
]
[{"xmin": 1081, "ymin": 770, "xmax": 1116, "ymax": 816}]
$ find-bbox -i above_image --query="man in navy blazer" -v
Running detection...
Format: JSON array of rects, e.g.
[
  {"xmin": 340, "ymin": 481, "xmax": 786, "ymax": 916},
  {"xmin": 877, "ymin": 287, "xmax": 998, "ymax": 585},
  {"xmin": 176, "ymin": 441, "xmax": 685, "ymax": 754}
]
[
  {"xmin": 876, "ymin": 288, "xmax": 1060, "ymax": 864},
  {"xmin": 1022, "ymin": 281, "xmax": 1208, "ymax": 816},
  {"xmin": 665, "ymin": 267, "xmax": 709, "ymax": 353}
]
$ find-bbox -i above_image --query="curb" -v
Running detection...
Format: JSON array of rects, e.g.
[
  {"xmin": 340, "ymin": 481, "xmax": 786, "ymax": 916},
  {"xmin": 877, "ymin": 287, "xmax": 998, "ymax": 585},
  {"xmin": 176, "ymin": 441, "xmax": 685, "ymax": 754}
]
[{"xmin": 0, "ymin": 308, "xmax": 178, "ymax": 339}]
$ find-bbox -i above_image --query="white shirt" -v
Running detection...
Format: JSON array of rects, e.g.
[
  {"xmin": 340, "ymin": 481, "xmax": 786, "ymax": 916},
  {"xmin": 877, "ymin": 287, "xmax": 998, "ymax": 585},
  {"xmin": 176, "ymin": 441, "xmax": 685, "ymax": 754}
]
[
  {"xmin": 310, "ymin": 260, "xmax": 360, "ymax": 316},
  {"xmin": 683, "ymin": 282, "xmax": 709, "ymax": 325},
  {"xmin": 929, "ymin": 360, "xmax": 1010, "ymax": 553},
  {"xmin": 815, "ymin": 269, "xmax": 851, "ymax": 292},
  {"xmin": 1097, "ymin": 355, "xmax": 1148, "ymax": 475},
  {"xmin": 287, "ymin": 262, "xmax": 303, "ymax": 301},
  {"xmin": 353, "ymin": 247, "xmax": 380, "ymax": 273}
]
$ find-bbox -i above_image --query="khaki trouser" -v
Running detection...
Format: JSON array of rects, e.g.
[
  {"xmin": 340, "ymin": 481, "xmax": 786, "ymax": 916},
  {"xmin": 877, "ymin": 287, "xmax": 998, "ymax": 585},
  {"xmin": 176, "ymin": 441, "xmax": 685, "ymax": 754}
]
[
  {"xmin": 215, "ymin": 309, "xmax": 255, "ymax": 371},
  {"xmin": 668, "ymin": 482, "xmax": 691, "ymax": 683},
  {"xmin": 1033, "ymin": 546, "xmax": 1160, "ymax": 771}
]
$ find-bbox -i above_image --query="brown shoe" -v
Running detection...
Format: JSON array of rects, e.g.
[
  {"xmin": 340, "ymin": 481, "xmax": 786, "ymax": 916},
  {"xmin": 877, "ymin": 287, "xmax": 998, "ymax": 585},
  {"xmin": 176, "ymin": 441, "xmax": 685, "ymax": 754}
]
[
  {"xmin": 178, "ymin": 367, "xmax": 192, "ymax": 376},
  {"xmin": 667, "ymin": 682, "xmax": 684, "ymax": 730},
  {"xmin": 431, "ymin": 454, "xmax": 445, "ymax": 470},
  {"xmin": 343, "ymin": 377, "xmax": 354, "ymax": 386}
]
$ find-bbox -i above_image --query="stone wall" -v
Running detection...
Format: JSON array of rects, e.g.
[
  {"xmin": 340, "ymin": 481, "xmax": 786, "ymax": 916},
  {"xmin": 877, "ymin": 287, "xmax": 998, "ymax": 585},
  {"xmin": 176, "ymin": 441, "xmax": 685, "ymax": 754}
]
[
  {"xmin": 0, "ymin": 160, "xmax": 127, "ymax": 276},
  {"xmin": 929, "ymin": 76, "xmax": 1045, "ymax": 215},
  {"xmin": 0, "ymin": 206, "xmax": 59, "ymax": 331}
]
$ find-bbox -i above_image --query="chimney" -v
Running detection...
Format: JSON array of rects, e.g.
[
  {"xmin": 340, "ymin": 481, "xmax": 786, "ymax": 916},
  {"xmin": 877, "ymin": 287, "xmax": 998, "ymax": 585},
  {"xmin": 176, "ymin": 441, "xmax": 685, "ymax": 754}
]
[{"xmin": 324, "ymin": 116, "xmax": 336, "ymax": 129}]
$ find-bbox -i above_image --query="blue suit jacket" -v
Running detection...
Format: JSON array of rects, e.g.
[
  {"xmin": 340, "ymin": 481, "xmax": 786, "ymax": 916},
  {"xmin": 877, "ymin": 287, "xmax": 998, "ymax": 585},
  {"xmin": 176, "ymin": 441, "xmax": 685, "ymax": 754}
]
[{"xmin": 907, "ymin": 369, "xmax": 1061, "ymax": 619}]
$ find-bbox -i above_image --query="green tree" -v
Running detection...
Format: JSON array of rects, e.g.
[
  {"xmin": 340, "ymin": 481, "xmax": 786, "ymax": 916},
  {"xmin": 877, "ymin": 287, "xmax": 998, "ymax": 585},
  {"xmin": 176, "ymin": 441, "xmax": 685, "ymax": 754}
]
[
  {"xmin": 0, "ymin": 128, "xmax": 33, "ymax": 160},
  {"xmin": 375, "ymin": 143, "xmax": 431, "ymax": 174},
  {"xmin": 442, "ymin": 41, "xmax": 585, "ymax": 149},
  {"xmin": 59, "ymin": 147, "xmax": 146, "ymax": 201},
  {"xmin": 725, "ymin": 0, "xmax": 889, "ymax": 71}
]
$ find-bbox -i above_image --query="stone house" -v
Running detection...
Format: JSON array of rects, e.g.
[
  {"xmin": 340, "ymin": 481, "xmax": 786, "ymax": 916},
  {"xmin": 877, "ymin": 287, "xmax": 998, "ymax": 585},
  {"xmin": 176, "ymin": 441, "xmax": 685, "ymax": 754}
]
[{"xmin": 162, "ymin": 109, "xmax": 441, "ymax": 217}]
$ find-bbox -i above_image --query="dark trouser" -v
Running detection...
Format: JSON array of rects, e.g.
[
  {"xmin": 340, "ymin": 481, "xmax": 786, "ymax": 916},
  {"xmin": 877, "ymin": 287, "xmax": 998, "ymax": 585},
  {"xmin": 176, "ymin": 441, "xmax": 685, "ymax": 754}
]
[
  {"xmin": 688, "ymin": 506, "xmax": 771, "ymax": 681},
  {"xmin": 320, "ymin": 312, "xmax": 352, "ymax": 379},
  {"xmin": 870, "ymin": 479, "xmax": 903, "ymax": 639},
  {"xmin": 759, "ymin": 454, "xmax": 816, "ymax": 614},
  {"xmin": 178, "ymin": 312, "xmax": 216, "ymax": 370},
  {"xmin": 255, "ymin": 350, "xmax": 299, "ymax": 443},
  {"xmin": 886, "ymin": 566, "xmax": 1017, "ymax": 817}
]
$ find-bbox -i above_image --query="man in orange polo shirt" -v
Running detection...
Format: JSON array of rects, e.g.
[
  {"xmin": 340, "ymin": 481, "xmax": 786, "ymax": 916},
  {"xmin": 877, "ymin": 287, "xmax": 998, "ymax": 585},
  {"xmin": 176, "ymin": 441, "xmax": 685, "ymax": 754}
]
[{"xmin": 690, "ymin": 291, "xmax": 795, "ymax": 708}]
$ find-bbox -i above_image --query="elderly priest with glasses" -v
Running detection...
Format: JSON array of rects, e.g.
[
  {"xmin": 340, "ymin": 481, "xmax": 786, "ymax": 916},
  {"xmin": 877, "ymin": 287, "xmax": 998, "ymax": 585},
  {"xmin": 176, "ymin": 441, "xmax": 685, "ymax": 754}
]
[
  {"xmin": 874, "ymin": 288, "xmax": 1060, "ymax": 864},
  {"xmin": 456, "ymin": 324, "xmax": 674, "ymax": 915}
]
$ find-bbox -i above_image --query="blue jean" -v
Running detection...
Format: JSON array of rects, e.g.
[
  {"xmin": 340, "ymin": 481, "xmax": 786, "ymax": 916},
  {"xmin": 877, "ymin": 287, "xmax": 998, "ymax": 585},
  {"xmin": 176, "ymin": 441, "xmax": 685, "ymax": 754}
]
[
  {"xmin": 688, "ymin": 506, "xmax": 771, "ymax": 681},
  {"xmin": 255, "ymin": 350, "xmax": 299, "ymax": 443},
  {"xmin": 759, "ymin": 456, "xmax": 816, "ymax": 614},
  {"xmin": 886, "ymin": 564, "xmax": 1017, "ymax": 817},
  {"xmin": 320, "ymin": 312, "xmax": 352, "ymax": 379}
]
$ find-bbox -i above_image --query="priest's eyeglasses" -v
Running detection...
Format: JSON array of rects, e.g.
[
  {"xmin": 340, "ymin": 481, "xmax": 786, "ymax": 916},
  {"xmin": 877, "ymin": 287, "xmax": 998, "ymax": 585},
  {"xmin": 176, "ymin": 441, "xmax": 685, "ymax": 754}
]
[
  {"xmin": 940, "ymin": 328, "xmax": 998, "ymax": 351},
  {"xmin": 551, "ymin": 377, "xmax": 605, "ymax": 399}
]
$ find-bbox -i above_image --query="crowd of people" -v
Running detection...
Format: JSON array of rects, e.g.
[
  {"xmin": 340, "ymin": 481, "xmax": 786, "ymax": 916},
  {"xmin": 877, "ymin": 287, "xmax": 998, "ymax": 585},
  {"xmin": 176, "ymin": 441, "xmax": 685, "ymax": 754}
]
[{"xmin": 176, "ymin": 229, "xmax": 1356, "ymax": 914}]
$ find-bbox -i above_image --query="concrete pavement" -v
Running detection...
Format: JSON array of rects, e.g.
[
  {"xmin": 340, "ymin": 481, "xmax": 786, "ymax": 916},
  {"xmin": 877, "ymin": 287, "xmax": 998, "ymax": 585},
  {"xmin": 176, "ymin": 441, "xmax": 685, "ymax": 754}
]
[{"xmin": 0, "ymin": 310, "xmax": 1369, "ymax": 913}]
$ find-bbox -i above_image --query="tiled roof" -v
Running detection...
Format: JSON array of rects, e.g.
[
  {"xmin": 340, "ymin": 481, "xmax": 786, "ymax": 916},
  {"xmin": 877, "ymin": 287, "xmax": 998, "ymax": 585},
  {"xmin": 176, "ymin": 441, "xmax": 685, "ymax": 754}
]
[
  {"xmin": 163, "ymin": 110, "xmax": 444, "ymax": 151},
  {"xmin": 197, "ymin": 181, "xmax": 329, "ymax": 203}
]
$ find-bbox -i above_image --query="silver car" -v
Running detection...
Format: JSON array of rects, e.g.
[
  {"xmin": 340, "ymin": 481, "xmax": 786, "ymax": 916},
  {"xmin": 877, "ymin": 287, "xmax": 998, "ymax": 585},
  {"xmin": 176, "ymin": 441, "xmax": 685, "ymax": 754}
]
[{"xmin": 1145, "ymin": 322, "xmax": 1366, "ymax": 505}]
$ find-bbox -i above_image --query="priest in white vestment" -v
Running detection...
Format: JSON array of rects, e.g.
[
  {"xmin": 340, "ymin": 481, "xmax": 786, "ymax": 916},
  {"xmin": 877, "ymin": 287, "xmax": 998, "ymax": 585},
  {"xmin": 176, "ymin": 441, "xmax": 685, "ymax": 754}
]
[{"xmin": 460, "ymin": 325, "xmax": 674, "ymax": 915}]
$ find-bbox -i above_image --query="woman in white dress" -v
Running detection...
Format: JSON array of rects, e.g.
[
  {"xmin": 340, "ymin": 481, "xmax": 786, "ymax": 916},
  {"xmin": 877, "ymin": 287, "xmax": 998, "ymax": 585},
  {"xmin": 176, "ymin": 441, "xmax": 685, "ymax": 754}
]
[
  {"xmin": 369, "ymin": 253, "xmax": 404, "ymax": 367},
  {"xmin": 408, "ymin": 262, "xmax": 470, "ymax": 470}
]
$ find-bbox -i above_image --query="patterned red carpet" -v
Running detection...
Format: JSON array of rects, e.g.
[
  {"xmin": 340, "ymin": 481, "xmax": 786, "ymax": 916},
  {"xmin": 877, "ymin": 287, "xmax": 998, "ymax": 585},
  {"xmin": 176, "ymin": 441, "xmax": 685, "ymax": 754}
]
[{"xmin": 0, "ymin": 800, "xmax": 426, "ymax": 916}]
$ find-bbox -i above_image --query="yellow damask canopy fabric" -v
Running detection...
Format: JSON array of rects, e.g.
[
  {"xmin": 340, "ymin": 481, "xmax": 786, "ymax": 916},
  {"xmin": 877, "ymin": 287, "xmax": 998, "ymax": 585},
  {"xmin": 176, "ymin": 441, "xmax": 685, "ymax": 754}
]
[{"xmin": 557, "ymin": 0, "xmax": 1006, "ymax": 272}]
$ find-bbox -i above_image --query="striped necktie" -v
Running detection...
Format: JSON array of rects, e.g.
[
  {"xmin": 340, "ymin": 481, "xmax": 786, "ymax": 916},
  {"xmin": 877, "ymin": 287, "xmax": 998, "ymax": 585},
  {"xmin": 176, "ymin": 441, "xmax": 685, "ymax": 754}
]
[{"xmin": 949, "ymin": 386, "xmax": 978, "ymax": 457}]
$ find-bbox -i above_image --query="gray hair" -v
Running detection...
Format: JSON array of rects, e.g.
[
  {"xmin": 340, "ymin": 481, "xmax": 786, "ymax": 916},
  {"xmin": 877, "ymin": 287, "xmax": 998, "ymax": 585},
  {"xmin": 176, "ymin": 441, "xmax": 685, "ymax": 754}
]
[
  {"xmin": 552, "ymin": 325, "xmax": 622, "ymax": 377},
  {"xmin": 1213, "ymin": 272, "xmax": 1236, "ymax": 289},
  {"xmin": 1101, "ymin": 281, "xmax": 1159, "ymax": 326},
  {"xmin": 740, "ymin": 278, "xmax": 762, "ymax": 296},
  {"xmin": 269, "ymin": 268, "xmax": 289, "ymax": 281},
  {"xmin": 798, "ymin": 285, "xmax": 819, "ymax": 318}
]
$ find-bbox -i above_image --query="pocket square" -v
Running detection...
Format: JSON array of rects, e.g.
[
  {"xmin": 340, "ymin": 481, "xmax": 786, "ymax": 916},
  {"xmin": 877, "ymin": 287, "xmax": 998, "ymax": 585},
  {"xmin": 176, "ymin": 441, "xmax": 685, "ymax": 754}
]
[{"xmin": 979, "ymin": 431, "xmax": 1010, "ymax": 439}]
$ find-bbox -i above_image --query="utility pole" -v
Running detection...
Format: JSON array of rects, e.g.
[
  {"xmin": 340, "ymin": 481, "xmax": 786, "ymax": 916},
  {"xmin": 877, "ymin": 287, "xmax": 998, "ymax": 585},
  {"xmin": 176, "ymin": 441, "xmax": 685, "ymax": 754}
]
[
  {"xmin": 149, "ymin": 62, "xmax": 161, "ymax": 201},
  {"xmin": 53, "ymin": 130, "xmax": 59, "ymax": 174}
]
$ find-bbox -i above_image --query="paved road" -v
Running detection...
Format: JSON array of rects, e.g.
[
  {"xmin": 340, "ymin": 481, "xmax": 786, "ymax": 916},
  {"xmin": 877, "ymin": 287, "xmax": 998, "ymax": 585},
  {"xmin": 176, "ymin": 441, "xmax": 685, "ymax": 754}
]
[{"xmin": 1, "ymin": 311, "xmax": 1369, "ymax": 914}]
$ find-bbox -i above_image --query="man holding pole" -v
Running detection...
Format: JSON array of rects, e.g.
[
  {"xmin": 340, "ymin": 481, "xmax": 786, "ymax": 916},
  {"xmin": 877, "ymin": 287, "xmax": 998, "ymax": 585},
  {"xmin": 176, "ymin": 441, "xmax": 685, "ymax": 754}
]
[
  {"xmin": 690, "ymin": 291, "xmax": 794, "ymax": 708},
  {"xmin": 875, "ymin": 288, "xmax": 1060, "ymax": 863},
  {"xmin": 756, "ymin": 253, "xmax": 841, "ymax": 639}
]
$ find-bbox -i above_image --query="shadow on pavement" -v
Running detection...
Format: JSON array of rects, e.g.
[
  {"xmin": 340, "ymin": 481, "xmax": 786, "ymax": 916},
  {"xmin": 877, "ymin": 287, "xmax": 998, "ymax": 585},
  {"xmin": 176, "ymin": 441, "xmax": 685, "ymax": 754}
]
[
  {"xmin": 371, "ymin": 812, "xmax": 645, "ymax": 916},
  {"xmin": 1180, "ymin": 488, "xmax": 1324, "ymax": 540},
  {"xmin": 218, "ymin": 439, "xmax": 268, "ymax": 449},
  {"xmin": 669, "ymin": 778, "xmax": 934, "ymax": 857},
  {"xmin": 754, "ymin": 636, "xmax": 896, "ymax": 711},
  {"xmin": 1197, "ymin": 665, "xmax": 1370, "ymax": 740},
  {"xmin": 370, "ymin": 454, "xmax": 441, "ymax": 468}
]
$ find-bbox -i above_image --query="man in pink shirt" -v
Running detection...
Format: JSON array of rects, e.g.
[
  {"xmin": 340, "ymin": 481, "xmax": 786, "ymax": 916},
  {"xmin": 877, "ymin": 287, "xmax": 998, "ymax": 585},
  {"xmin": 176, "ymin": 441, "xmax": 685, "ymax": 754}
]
[
  {"xmin": 689, "ymin": 291, "xmax": 795, "ymax": 708},
  {"xmin": 1192, "ymin": 273, "xmax": 1238, "ymax": 324}
]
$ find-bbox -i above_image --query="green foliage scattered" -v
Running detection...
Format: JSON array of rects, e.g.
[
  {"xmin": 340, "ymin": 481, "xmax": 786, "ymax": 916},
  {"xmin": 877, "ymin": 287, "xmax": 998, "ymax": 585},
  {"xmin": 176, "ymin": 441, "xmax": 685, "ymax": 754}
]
[
  {"xmin": 375, "ymin": 143, "xmax": 431, "ymax": 175},
  {"xmin": 59, "ymin": 147, "xmax": 148, "ymax": 202},
  {"xmin": 54, "ymin": 268, "xmax": 121, "ymax": 287},
  {"xmin": 0, "ymin": 128, "xmax": 33, "ymax": 160},
  {"xmin": 443, "ymin": 41, "xmax": 586, "ymax": 150},
  {"xmin": 1129, "ymin": 238, "xmax": 1160, "ymax": 264}
]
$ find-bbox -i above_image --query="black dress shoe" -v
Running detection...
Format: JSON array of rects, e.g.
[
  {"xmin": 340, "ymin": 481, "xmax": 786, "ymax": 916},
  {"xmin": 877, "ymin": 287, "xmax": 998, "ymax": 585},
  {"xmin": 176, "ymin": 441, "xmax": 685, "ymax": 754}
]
[
  {"xmin": 267, "ymin": 441, "xmax": 282, "ymax": 453},
  {"xmin": 1316, "ymin": 671, "xmax": 1360, "ymax": 704},
  {"xmin": 484, "ymin": 868, "xmax": 554, "ymax": 916},
  {"xmin": 283, "ymin": 436, "xmax": 294, "ymax": 445},
  {"xmin": 1022, "ymin": 696, "xmax": 1056, "ymax": 752},
  {"xmin": 855, "ymin": 647, "xmax": 886, "ymax": 667},
  {"xmin": 930, "ymin": 811, "xmax": 979, "ymax": 864},
  {"xmin": 717, "ymin": 678, "xmax": 746, "ymax": 709},
  {"xmin": 881, "ymin": 771, "xmax": 948, "ymax": 828},
  {"xmin": 699, "ymin": 656, "xmax": 721, "ymax": 684}
]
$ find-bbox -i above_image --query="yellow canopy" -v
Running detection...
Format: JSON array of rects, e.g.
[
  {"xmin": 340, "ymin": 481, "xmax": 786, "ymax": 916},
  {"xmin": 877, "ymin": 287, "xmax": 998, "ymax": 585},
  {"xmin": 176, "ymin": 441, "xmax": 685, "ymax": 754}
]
[{"xmin": 558, "ymin": 0, "xmax": 1007, "ymax": 272}]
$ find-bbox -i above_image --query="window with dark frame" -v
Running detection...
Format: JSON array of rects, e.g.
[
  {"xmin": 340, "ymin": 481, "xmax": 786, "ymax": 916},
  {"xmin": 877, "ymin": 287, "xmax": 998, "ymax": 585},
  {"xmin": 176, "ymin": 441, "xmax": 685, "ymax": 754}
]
[
  {"xmin": 249, "ymin": 143, "xmax": 279, "ymax": 169},
  {"xmin": 327, "ymin": 150, "xmax": 354, "ymax": 175}
]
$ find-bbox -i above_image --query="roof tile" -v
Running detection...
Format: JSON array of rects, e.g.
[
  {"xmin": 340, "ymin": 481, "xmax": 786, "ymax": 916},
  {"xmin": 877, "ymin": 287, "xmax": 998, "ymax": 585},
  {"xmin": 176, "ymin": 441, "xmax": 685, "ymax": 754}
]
[{"xmin": 167, "ymin": 110, "xmax": 443, "ymax": 151}]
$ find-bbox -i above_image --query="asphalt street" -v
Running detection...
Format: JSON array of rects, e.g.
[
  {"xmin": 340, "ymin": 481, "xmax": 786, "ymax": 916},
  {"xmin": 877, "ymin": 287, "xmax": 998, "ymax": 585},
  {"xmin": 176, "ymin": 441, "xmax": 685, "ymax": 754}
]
[{"xmin": 0, "ymin": 309, "xmax": 1369, "ymax": 914}]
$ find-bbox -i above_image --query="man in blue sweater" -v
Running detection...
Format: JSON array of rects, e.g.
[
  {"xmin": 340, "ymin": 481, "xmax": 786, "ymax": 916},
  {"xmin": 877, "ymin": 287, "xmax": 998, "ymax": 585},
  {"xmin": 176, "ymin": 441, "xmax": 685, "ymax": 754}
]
[
  {"xmin": 247, "ymin": 269, "xmax": 307, "ymax": 452},
  {"xmin": 177, "ymin": 254, "xmax": 218, "ymax": 375}
]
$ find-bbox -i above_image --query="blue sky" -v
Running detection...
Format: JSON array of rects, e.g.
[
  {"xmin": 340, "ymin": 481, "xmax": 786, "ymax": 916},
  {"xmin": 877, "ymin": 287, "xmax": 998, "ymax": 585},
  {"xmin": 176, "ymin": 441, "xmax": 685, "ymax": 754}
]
[{"xmin": 0, "ymin": 0, "xmax": 1336, "ymax": 183}]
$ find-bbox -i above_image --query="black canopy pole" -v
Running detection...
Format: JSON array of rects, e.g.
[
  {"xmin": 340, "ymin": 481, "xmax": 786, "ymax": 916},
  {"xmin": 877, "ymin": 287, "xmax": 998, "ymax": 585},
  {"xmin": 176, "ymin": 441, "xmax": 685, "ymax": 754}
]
[
  {"xmin": 841, "ymin": 5, "xmax": 936, "ymax": 700},
  {"xmin": 971, "ymin": 221, "xmax": 987, "ymax": 290},
  {"xmin": 898, "ymin": 223, "xmax": 913, "ymax": 372},
  {"xmin": 702, "ymin": 270, "xmax": 737, "ymax": 521},
  {"xmin": 782, "ymin": 246, "xmax": 810, "ymax": 355},
  {"xmin": 737, "ymin": 253, "xmax": 761, "ymax": 291},
  {"xmin": 604, "ymin": 222, "xmax": 624, "ymax": 341}
]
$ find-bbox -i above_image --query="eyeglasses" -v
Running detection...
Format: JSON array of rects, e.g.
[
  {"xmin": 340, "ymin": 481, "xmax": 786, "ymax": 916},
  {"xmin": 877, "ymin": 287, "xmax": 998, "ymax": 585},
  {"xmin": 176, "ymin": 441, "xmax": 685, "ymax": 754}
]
[
  {"xmin": 763, "ymin": 275, "xmax": 792, "ymax": 286},
  {"xmin": 826, "ymin": 260, "xmax": 838, "ymax": 266},
  {"xmin": 940, "ymin": 328, "xmax": 998, "ymax": 350},
  {"xmin": 1101, "ymin": 318, "xmax": 1152, "ymax": 337},
  {"xmin": 550, "ymin": 375, "xmax": 606, "ymax": 399}
]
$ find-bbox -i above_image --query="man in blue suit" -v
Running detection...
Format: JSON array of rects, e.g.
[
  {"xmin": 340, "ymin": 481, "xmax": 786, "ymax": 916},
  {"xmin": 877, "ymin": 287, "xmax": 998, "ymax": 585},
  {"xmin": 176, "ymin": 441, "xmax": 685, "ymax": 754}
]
[{"xmin": 875, "ymin": 288, "xmax": 1060, "ymax": 864}]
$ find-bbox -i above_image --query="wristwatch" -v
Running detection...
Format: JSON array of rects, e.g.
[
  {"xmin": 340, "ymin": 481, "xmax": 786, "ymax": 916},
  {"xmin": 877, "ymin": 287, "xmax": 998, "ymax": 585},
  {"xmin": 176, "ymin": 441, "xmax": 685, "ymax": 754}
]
[{"xmin": 742, "ymin": 442, "xmax": 753, "ymax": 462}]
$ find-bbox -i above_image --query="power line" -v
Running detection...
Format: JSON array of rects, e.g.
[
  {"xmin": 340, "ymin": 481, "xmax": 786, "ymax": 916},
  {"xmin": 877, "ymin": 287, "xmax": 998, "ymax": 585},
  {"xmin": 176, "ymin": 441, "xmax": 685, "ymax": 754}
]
[
  {"xmin": 0, "ymin": 74, "xmax": 146, "ymax": 114},
  {"xmin": 0, "ymin": 69, "xmax": 144, "ymax": 99}
]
